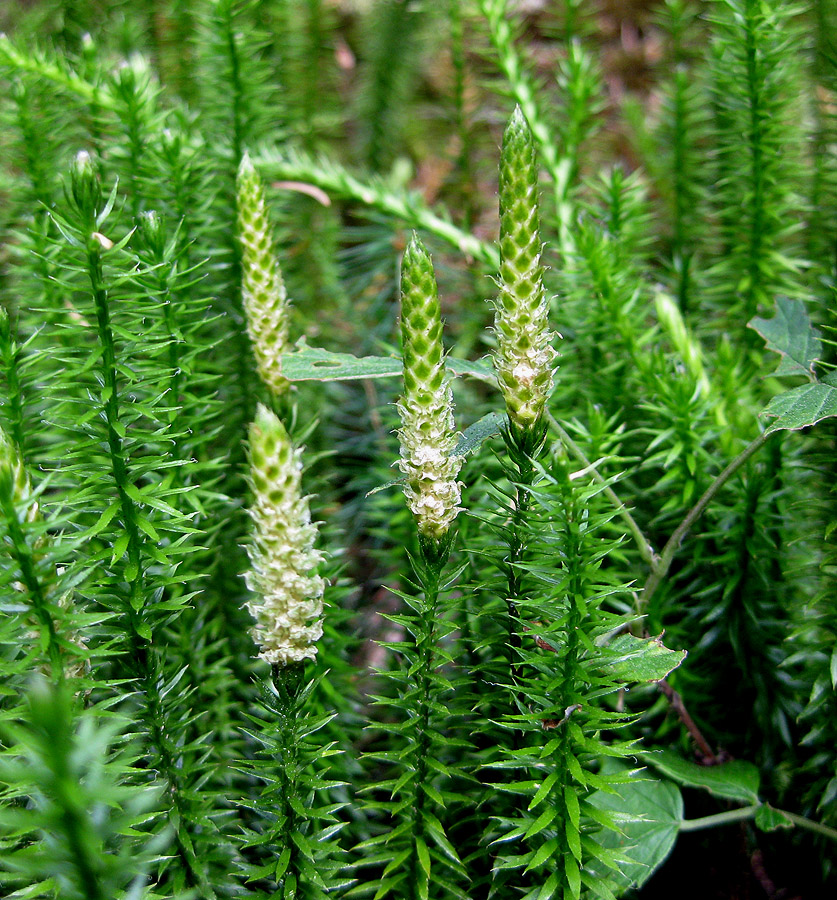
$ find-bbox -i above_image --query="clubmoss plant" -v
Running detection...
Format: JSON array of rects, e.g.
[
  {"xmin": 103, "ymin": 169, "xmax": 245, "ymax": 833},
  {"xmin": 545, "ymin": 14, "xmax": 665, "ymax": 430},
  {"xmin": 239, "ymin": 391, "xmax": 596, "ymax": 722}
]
[
  {"xmin": 43, "ymin": 150, "xmax": 235, "ymax": 896},
  {"xmin": 396, "ymin": 234, "xmax": 463, "ymax": 547},
  {"xmin": 239, "ymin": 403, "xmax": 346, "ymax": 898},
  {"xmin": 354, "ymin": 235, "xmax": 468, "ymax": 900},
  {"xmin": 245, "ymin": 403, "xmax": 324, "ymax": 667},
  {"xmin": 488, "ymin": 107, "xmax": 556, "ymax": 690},
  {"xmin": 708, "ymin": 0, "xmax": 806, "ymax": 333}
]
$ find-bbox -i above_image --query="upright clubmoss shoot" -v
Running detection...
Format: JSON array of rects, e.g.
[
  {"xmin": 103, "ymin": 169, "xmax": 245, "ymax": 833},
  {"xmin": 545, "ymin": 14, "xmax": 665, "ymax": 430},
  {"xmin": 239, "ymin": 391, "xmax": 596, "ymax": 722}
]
[
  {"xmin": 493, "ymin": 106, "xmax": 556, "ymax": 436},
  {"xmin": 245, "ymin": 404, "xmax": 324, "ymax": 666},
  {"xmin": 236, "ymin": 152, "xmax": 291, "ymax": 398},
  {"xmin": 396, "ymin": 233, "xmax": 463, "ymax": 547}
]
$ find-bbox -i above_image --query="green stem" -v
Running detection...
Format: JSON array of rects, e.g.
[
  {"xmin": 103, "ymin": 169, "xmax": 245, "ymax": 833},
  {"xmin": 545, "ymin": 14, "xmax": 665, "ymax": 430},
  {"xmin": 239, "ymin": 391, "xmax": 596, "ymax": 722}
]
[
  {"xmin": 679, "ymin": 805, "xmax": 837, "ymax": 842},
  {"xmin": 504, "ymin": 430, "xmax": 537, "ymax": 683},
  {"xmin": 781, "ymin": 810, "xmax": 837, "ymax": 842},
  {"xmin": 270, "ymin": 664, "xmax": 305, "ymax": 893},
  {"xmin": 555, "ymin": 475, "xmax": 584, "ymax": 896},
  {"xmin": 449, "ymin": 0, "xmax": 474, "ymax": 228},
  {"xmin": 743, "ymin": 0, "xmax": 765, "ymax": 324},
  {"xmin": 641, "ymin": 429, "xmax": 774, "ymax": 612},
  {"xmin": 546, "ymin": 411, "xmax": 657, "ymax": 567},
  {"xmin": 51, "ymin": 772, "xmax": 108, "ymax": 900},
  {"xmin": 221, "ymin": 0, "xmax": 256, "ymax": 449},
  {"xmin": 670, "ymin": 70, "xmax": 694, "ymax": 313},
  {"xmin": 86, "ymin": 241, "xmax": 146, "ymax": 618},
  {"xmin": 122, "ymin": 93, "xmax": 146, "ymax": 220},
  {"xmin": 410, "ymin": 544, "xmax": 444, "ymax": 899},
  {"xmin": 678, "ymin": 805, "xmax": 759, "ymax": 831},
  {"xmin": 223, "ymin": 5, "xmax": 245, "ymax": 169}
]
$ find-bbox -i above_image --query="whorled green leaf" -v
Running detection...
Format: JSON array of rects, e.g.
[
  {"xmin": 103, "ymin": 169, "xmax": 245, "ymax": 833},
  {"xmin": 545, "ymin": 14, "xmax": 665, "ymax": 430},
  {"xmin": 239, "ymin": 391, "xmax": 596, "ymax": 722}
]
[
  {"xmin": 749, "ymin": 297, "xmax": 821, "ymax": 380},
  {"xmin": 280, "ymin": 346, "xmax": 496, "ymax": 384},
  {"xmin": 644, "ymin": 750, "xmax": 760, "ymax": 804},
  {"xmin": 599, "ymin": 634, "xmax": 687, "ymax": 684},
  {"xmin": 587, "ymin": 762, "xmax": 683, "ymax": 892},
  {"xmin": 761, "ymin": 382, "xmax": 837, "ymax": 432}
]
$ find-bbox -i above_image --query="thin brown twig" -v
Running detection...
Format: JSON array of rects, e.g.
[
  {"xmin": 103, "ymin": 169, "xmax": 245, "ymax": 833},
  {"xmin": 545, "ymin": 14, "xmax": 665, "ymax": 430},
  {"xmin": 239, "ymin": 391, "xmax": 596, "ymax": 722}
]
[{"xmin": 658, "ymin": 678, "xmax": 719, "ymax": 764}]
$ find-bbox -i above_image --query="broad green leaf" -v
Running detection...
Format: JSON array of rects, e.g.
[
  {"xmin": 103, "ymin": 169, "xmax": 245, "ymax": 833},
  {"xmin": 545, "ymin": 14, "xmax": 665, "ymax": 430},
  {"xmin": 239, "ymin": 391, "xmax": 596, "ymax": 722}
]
[
  {"xmin": 761, "ymin": 382, "xmax": 837, "ymax": 432},
  {"xmin": 282, "ymin": 346, "xmax": 402, "ymax": 381},
  {"xmin": 749, "ymin": 297, "xmax": 821, "ymax": 380},
  {"xmin": 281, "ymin": 346, "xmax": 496, "ymax": 384},
  {"xmin": 644, "ymin": 750, "xmax": 760, "ymax": 803},
  {"xmin": 754, "ymin": 804, "xmax": 793, "ymax": 832},
  {"xmin": 452, "ymin": 411, "xmax": 505, "ymax": 457},
  {"xmin": 600, "ymin": 634, "xmax": 687, "ymax": 683},
  {"xmin": 587, "ymin": 763, "xmax": 683, "ymax": 891},
  {"xmin": 448, "ymin": 357, "xmax": 497, "ymax": 383}
]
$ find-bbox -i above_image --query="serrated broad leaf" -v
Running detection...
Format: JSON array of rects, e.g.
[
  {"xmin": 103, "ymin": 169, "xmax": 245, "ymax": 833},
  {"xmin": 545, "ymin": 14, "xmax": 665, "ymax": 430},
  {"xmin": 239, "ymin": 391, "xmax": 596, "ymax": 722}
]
[
  {"xmin": 761, "ymin": 382, "xmax": 837, "ymax": 432},
  {"xmin": 645, "ymin": 750, "xmax": 760, "ymax": 803},
  {"xmin": 600, "ymin": 634, "xmax": 687, "ymax": 683},
  {"xmin": 749, "ymin": 297, "xmax": 821, "ymax": 380}
]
